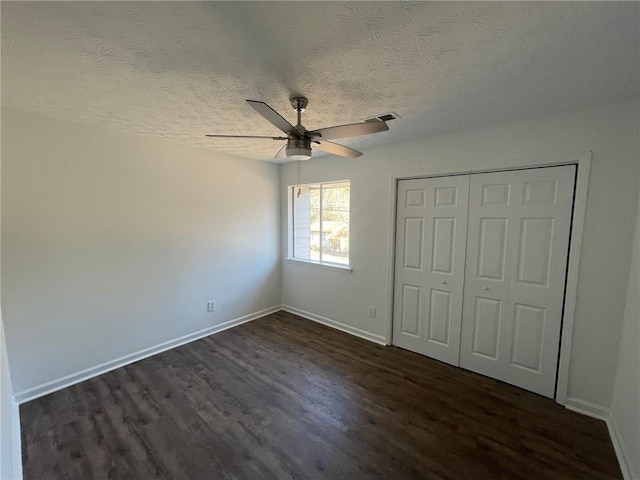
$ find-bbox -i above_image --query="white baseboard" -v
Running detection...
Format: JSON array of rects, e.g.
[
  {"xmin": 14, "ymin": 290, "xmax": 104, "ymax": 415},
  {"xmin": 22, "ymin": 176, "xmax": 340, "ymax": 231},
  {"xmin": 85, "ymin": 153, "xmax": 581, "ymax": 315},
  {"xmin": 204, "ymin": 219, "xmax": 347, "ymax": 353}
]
[
  {"xmin": 564, "ymin": 397, "xmax": 637, "ymax": 480},
  {"xmin": 607, "ymin": 416, "xmax": 637, "ymax": 480},
  {"xmin": 564, "ymin": 396, "xmax": 611, "ymax": 420},
  {"xmin": 281, "ymin": 305, "xmax": 387, "ymax": 345},
  {"xmin": 14, "ymin": 305, "xmax": 281, "ymax": 404}
]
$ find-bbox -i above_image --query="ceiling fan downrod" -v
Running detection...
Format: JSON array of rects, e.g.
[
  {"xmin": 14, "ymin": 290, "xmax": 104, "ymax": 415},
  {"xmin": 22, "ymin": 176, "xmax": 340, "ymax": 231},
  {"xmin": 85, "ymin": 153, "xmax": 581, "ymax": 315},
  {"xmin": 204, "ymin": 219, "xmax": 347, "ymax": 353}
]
[
  {"xmin": 290, "ymin": 96, "xmax": 308, "ymax": 128},
  {"xmin": 287, "ymin": 97, "xmax": 312, "ymax": 160}
]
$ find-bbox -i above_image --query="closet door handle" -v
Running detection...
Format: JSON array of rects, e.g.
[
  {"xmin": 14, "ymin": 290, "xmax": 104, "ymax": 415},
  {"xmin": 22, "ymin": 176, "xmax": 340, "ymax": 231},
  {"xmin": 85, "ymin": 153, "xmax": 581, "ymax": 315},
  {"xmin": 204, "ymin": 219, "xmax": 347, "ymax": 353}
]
[
  {"xmin": 482, "ymin": 286, "xmax": 489, "ymax": 291},
  {"xmin": 441, "ymin": 280, "xmax": 447, "ymax": 285}
]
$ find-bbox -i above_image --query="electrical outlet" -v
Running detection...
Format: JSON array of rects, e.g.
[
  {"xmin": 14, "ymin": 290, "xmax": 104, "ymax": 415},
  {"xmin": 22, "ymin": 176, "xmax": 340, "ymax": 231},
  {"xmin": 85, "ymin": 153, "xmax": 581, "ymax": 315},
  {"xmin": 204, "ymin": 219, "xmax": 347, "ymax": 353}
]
[
  {"xmin": 207, "ymin": 301, "xmax": 215, "ymax": 313},
  {"xmin": 368, "ymin": 306, "xmax": 376, "ymax": 319}
]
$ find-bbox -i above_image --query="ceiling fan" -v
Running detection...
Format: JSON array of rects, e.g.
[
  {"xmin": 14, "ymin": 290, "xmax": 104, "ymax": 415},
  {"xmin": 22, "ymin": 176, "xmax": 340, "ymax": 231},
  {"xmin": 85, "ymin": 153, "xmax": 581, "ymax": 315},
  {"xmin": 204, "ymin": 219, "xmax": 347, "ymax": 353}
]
[{"xmin": 206, "ymin": 96, "xmax": 389, "ymax": 161}]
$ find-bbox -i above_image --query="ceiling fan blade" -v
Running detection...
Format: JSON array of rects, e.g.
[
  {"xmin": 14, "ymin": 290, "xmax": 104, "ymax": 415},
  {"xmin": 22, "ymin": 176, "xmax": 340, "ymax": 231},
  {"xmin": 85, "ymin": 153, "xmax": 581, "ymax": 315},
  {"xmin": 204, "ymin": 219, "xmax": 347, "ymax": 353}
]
[
  {"xmin": 246, "ymin": 100, "xmax": 298, "ymax": 136},
  {"xmin": 307, "ymin": 120, "xmax": 388, "ymax": 140},
  {"xmin": 205, "ymin": 134, "xmax": 288, "ymax": 140},
  {"xmin": 314, "ymin": 140, "xmax": 363, "ymax": 158},
  {"xmin": 274, "ymin": 144, "xmax": 287, "ymax": 160}
]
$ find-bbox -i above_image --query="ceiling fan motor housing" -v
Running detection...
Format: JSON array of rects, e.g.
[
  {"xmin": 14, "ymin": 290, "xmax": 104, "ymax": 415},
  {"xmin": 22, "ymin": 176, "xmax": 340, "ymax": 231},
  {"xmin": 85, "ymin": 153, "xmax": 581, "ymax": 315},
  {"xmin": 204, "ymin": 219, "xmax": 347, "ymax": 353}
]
[
  {"xmin": 286, "ymin": 137, "xmax": 312, "ymax": 161},
  {"xmin": 290, "ymin": 96, "xmax": 308, "ymax": 112}
]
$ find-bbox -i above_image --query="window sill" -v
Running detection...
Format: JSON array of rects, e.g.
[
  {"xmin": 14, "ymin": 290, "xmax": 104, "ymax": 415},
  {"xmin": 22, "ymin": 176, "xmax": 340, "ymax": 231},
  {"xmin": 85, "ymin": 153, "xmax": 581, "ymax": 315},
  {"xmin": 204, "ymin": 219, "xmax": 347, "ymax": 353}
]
[{"xmin": 284, "ymin": 258, "xmax": 353, "ymax": 274}]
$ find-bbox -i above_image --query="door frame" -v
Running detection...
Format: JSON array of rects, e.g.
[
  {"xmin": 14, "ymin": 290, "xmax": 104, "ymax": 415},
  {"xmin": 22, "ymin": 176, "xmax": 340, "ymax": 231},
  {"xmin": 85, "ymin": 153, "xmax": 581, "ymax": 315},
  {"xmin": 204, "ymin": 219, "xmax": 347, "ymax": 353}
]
[{"xmin": 385, "ymin": 151, "xmax": 591, "ymax": 405}]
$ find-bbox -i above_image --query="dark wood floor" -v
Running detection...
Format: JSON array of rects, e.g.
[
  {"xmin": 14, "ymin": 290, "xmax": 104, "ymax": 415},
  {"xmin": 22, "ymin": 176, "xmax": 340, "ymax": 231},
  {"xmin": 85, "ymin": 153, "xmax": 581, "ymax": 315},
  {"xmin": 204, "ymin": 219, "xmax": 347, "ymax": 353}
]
[{"xmin": 21, "ymin": 311, "xmax": 621, "ymax": 479}]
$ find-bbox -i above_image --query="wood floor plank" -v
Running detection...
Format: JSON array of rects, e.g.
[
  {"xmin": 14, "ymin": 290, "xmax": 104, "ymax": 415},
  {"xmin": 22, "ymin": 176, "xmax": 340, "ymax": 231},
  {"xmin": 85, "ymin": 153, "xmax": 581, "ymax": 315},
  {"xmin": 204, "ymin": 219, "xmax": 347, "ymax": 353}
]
[{"xmin": 21, "ymin": 311, "xmax": 622, "ymax": 479}]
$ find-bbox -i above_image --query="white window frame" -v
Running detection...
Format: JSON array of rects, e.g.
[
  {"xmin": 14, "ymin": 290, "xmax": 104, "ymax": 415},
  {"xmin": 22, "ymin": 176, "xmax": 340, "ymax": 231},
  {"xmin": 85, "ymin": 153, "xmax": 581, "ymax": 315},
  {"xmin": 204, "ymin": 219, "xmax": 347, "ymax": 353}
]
[{"xmin": 286, "ymin": 180, "xmax": 352, "ymax": 273}]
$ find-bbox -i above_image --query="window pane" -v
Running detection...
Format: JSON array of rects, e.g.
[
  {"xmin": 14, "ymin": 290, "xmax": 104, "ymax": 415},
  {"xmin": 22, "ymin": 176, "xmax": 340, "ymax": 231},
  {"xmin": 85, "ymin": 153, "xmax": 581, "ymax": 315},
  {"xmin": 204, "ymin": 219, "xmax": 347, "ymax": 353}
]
[
  {"xmin": 309, "ymin": 187, "xmax": 320, "ymax": 261},
  {"xmin": 321, "ymin": 184, "xmax": 349, "ymax": 265},
  {"xmin": 310, "ymin": 187, "xmax": 320, "ymax": 210},
  {"xmin": 293, "ymin": 186, "xmax": 311, "ymax": 260},
  {"xmin": 291, "ymin": 181, "xmax": 349, "ymax": 266}
]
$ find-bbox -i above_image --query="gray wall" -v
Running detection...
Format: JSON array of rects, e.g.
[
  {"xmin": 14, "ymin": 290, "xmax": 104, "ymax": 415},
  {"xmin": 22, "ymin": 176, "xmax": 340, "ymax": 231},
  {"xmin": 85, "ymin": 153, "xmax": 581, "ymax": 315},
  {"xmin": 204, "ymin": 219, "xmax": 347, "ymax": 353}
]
[
  {"xmin": 611, "ymin": 178, "xmax": 640, "ymax": 479},
  {"xmin": 2, "ymin": 109, "xmax": 281, "ymax": 397}
]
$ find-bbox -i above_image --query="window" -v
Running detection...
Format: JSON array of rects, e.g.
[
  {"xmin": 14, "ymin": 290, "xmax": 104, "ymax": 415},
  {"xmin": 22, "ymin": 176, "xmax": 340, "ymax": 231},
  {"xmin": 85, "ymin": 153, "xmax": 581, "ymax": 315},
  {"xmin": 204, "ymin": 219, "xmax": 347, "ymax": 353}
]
[{"xmin": 290, "ymin": 180, "xmax": 350, "ymax": 267}]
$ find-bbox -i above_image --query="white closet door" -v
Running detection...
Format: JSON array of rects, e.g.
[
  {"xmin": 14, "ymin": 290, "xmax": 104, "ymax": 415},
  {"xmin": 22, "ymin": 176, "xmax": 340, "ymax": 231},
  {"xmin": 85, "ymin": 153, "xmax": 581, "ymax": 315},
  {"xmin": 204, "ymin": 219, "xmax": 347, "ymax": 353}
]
[
  {"xmin": 459, "ymin": 171, "xmax": 515, "ymax": 381},
  {"xmin": 393, "ymin": 179, "xmax": 428, "ymax": 354},
  {"xmin": 393, "ymin": 176, "xmax": 469, "ymax": 365},
  {"xmin": 459, "ymin": 165, "xmax": 576, "ymax": 397}
]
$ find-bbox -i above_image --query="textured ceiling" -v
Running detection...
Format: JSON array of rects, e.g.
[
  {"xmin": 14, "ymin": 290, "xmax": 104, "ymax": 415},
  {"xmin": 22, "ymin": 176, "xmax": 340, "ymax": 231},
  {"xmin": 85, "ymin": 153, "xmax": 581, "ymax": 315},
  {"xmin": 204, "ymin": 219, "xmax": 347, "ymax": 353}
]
[{"xmin": 2, "ymin": 2, "xmax": 638, "ymax": 163}]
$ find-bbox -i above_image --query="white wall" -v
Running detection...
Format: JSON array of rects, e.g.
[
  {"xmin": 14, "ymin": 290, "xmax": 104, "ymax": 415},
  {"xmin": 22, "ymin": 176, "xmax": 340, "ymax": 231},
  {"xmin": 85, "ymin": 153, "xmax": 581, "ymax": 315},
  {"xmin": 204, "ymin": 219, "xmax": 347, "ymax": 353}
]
[
  {"xmin": 280, "ymin": 99, "xmax": 640, "ymax": 410},
  {"xmin": 1, "ymin": 108, "xmax": 281, "ymax": 398},
  {"xmin": 610, "ymin": 178, "xmax": 640, "ymax": 479}
]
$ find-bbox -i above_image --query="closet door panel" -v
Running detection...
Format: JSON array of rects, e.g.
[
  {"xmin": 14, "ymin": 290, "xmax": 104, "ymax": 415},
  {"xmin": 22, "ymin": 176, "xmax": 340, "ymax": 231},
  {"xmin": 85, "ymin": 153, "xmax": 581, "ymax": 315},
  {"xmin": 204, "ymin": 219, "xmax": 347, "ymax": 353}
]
[
  {"xmin": 393, "ymin": 179, "xmax": 429, "ymax": 354},
  {"xmin": 510, "ymin": 303, "xmax": 546, "ymax": 372},
  {"xmin": 460, "ymin": 171, "xmax": 516, "ymax": 379},
  {"xmin": 427, "ymin": 289, "xmax": 452, "ymax": 344},
  {"xmin": 393, "ymin": 175, "xmax": 469, "ymax": 365},
  {"xmin": 477, "ymin": 218, "xmax": 508, "ymax": 281},
  {"xmin": 471, "ymin": 297, "xmax": 502, "ymax": 360},
  {"xmin": 503, "ymin": 166, "xmax": 576, "ymax": 397},
  {"xmin": 422, "ymin": 176, "xmax": 469, "ymax": 365},
  {"xmin": 460, "ymin": 166, "xmax": 575, "ymax": 398}
]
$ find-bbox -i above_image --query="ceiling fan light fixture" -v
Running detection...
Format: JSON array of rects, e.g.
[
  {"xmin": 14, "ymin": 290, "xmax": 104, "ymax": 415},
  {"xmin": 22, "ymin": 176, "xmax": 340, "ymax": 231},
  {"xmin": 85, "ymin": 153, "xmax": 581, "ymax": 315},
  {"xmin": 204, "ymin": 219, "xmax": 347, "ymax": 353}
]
[
  {"xmin": 286, "ymin": 137, "xmax": 312, "ymax": 161},
  {"xmin": 286, "ymin": 148, "xmax": 312, "ymax": 161}
]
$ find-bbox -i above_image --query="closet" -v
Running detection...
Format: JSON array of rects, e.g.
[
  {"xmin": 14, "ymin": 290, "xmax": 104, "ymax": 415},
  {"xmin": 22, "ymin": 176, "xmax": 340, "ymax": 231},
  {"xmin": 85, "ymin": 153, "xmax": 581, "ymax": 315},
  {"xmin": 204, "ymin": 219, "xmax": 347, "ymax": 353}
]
[{"xmin": 392, "ymin": 165, "xmax": 576, "ymax": 398}]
